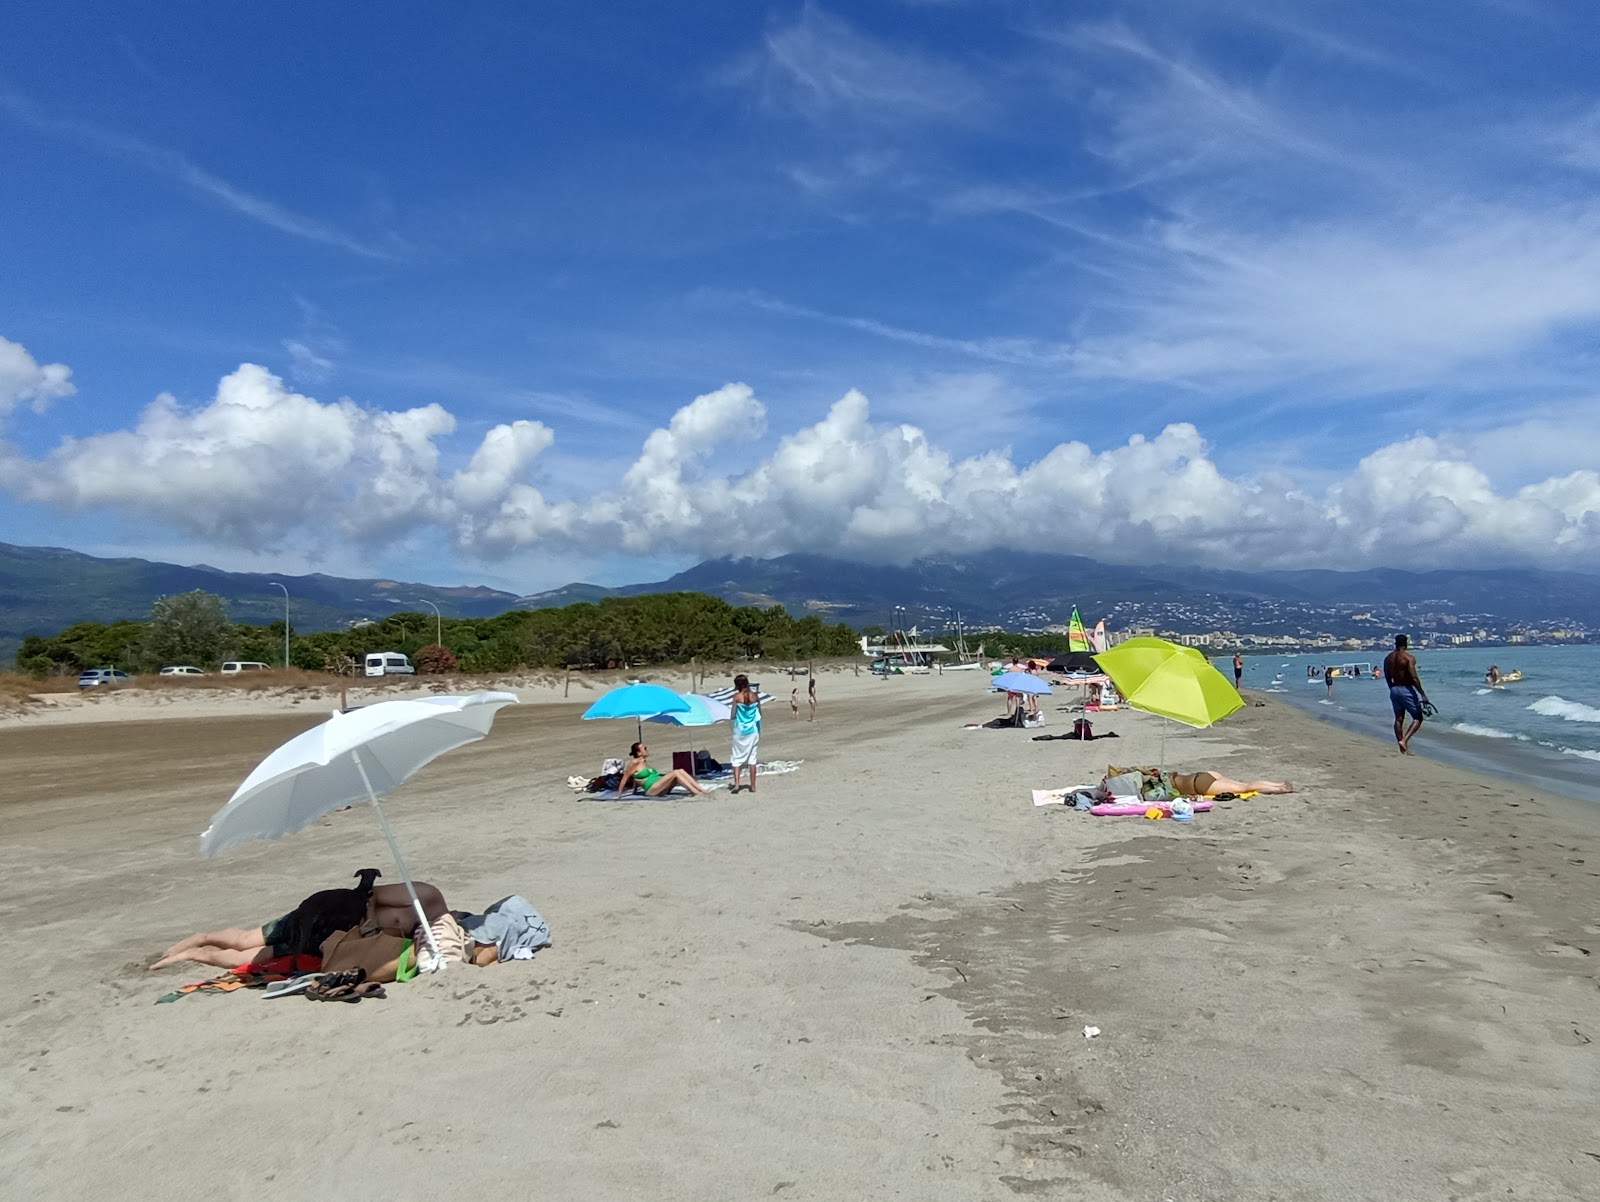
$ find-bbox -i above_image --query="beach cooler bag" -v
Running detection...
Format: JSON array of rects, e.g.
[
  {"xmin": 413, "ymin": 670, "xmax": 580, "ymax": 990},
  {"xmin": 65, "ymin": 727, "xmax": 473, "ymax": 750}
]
[
  {"xmin": 672, "ymin": 750, "xmax": 697, "ymax": 778},
  {"xmin": 1073, "ymin": 718, "xmax": 1093, "ymax": 740}
]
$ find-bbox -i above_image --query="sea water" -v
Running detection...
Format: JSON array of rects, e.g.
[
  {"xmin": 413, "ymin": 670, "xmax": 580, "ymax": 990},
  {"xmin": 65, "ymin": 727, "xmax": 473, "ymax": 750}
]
[{"xmin": 1239, "ymin": 646, "xmax": 1600, "ymax": 806}]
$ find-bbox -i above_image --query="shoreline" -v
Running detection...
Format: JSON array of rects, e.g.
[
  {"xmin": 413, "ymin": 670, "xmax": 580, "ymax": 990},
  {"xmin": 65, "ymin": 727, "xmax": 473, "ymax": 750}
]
[{"xmin": 1267, "ymin": 682, "xmax": 1600, "ymax": 808}]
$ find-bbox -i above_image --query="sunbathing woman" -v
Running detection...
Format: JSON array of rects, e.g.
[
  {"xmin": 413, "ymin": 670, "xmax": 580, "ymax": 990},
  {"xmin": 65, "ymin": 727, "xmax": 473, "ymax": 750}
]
[
  {"xmin": 1166, "ymin": 770, "xmax": 1294, "ymax": 797},
  {"xmin": 151, "ymin": 875, "xmax": 449, "ymax": 970},
  {"xmin": 619, "ymin": 741, "xmax": 707, "ymax": 797}
]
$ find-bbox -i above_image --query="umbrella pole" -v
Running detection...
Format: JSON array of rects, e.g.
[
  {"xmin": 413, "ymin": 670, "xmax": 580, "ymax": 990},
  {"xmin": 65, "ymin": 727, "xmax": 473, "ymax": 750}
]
[{"xmin": 352, "ymin": 750, "xmax": 445, "ymax": 972}]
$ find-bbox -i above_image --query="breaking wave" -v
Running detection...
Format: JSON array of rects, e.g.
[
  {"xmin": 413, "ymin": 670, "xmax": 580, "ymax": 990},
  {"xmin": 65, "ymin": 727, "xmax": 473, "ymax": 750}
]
[
  {"xmin": 1528, "ymin": 695, "xmax": 1600, "ymax": 724},
  {"xmin": 1561, "ymin": 747, "xmax": 1600, "ymax": 762},
  {"xmin": 1453, "ymin": 723, "xmax": 1525, "ymax": 740}
]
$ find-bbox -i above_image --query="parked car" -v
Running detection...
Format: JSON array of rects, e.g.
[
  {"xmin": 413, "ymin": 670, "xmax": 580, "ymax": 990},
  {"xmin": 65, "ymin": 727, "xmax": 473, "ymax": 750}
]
[
  {"xmin": 220, "ymin": 661, "xmax": 270, "ymax": 674},
  {"xmin": 159, "ymin": 665, "xmax": 207, "ymax": 676},
  {"xmin": 364, "ymin": 651, "xmax": 416, "ymax": 677},
  {"xmin": 77, "ymin": 668, "xmax": 131, "ymax": 689}
]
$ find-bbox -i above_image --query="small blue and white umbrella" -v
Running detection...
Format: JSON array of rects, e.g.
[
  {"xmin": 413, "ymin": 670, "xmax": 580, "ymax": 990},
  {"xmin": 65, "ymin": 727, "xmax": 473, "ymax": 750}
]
[
  {"xmin": 703, "ymin": 684, "xmax": 776, "ymax": 706},
  {"xmin": 644, "ymin": 693, "xmax": 731, "ymax": 727},
  {"xmin": 990, "ymin": 671, "xmax": 1052, "ymax": 695}
]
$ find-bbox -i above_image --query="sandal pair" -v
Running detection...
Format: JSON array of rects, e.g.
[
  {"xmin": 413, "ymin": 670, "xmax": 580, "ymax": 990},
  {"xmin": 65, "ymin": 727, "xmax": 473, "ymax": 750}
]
[{"xmin": 306, "ymin": 969, "xmax": 386, "ymax": 1002}]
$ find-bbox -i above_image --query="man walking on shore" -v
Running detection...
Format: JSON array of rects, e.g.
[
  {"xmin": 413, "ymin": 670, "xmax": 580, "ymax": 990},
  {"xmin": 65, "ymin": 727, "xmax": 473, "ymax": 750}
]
[{"xmin": 1383, "ymin": 634, "xmax": 1432, "ymax": 754}]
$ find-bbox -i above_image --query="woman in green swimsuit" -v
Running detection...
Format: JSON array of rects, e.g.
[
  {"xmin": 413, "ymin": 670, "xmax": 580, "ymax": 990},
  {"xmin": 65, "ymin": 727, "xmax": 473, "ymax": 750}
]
[{"xmin": 620, "ymin": 741, "xmax": 707, "ymax": 797}]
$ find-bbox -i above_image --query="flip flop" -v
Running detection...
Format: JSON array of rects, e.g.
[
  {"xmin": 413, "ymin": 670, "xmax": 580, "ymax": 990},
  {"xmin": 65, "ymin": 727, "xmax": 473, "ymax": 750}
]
[
  {"xmin": 264, "ymin": 974, "xmax": 321, "ymax": 999},
  {"xmin": 305, "ymin": 968, "xmax": 368, "ymax": 1001}
]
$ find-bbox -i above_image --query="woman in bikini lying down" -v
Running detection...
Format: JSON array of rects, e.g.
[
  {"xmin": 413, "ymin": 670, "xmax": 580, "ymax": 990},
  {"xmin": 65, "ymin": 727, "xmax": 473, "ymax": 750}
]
[{"xmin": 1167, "ymin": 771, "xmax": 1294, "ymax": 797}]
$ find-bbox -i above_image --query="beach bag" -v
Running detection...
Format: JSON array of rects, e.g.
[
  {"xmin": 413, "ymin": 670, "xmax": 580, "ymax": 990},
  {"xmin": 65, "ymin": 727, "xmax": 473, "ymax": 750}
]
[
  {"xmin": 694, "ymin": 750, "xmax": 724, "ymax": 775},
  {"xmin": 319, "ymin": 927, "xmax": 413, "ymax": 984},
  {"xmin": 600, "ymin": 757, "xmax": 625, "ymax": 775},
  {"xmin": 415, "ymin": 913, "xmax": 470, "ymax": 972},
  {"xmin": 1101, "ymin": 769, "xmax": 1143, "ymax": 800},
  {"xmin": 1073, "ymin": 718, "xmax": 1093, "ymax": 740}
]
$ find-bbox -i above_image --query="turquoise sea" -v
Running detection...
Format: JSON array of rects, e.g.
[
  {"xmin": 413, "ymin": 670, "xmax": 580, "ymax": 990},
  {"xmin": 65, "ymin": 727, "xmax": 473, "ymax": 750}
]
[{"xmin": 1231, "ymin": 646, "xmax": 1600, "ymax": 806}]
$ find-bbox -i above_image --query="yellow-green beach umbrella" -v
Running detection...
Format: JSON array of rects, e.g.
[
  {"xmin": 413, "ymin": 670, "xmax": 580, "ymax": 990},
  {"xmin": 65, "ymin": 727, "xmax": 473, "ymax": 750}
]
[{"xmin": 1093, "ymin": 637, "xmax": 1243, "ymax": 729}]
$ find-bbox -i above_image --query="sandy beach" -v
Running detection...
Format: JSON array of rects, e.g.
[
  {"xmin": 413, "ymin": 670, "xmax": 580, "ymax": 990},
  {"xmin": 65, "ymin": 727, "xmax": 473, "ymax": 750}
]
[{"xmin": 2, "ymin": 667, "xmax": 1597, "ymax": 1201}]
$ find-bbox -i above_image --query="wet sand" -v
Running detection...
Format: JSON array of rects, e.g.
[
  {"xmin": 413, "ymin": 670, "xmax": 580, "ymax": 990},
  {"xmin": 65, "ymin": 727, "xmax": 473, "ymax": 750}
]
[{"xmin": 1, "ymin": 671, "xmax": 1596, "ymax": 1200}]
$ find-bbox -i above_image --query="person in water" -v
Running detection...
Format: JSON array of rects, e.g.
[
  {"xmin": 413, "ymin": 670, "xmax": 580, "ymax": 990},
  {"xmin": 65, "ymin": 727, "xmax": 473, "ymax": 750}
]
[
  {"xmin": 1486, "ymin": 665, "xmax": 1501, "ymax": 686},
  {"xmin": 729, "ymin": 673, "xmax": 763, "ymax": 793},
  {"xmin": 1384, "ymin": 634, "xmax": 1432, "ymax": 754},
  {"xmin": 619, "ymin": 741, "xmax": 706, "ymax": 797}
]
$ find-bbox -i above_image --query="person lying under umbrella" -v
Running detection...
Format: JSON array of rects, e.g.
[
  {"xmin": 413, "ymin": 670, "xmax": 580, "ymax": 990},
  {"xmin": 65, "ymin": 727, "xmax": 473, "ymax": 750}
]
[{"xmin": 150, "ymin": 870, "xmax": 449, "ymax": 970}]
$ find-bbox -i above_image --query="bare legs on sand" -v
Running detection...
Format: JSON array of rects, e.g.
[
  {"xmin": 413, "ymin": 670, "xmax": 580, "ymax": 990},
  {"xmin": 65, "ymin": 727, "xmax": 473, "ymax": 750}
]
[
  {"xmin": 1394, "ymin": 712, "xmax": 1424, "ymax": 754},
  {"xmin": 1200, "ymin": 773, "xmax": 1295, "ymax": 795},
  {"xmin": 151, "ymin": 927, "xmax": 273, "ymax": 970}
]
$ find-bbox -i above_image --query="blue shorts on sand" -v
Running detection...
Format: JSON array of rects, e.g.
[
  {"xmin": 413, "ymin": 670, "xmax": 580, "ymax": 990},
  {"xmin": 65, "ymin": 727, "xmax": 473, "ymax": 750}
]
[{"xmin": 1389, "ymin": 685, "xmax": 1423, "ymax": 720}]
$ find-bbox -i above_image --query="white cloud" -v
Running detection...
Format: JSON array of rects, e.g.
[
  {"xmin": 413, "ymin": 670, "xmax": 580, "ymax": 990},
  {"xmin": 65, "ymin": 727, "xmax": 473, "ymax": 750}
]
[
  {"xmin": 723, "ymin": 6, "xmax": 985, "ymax": 127},
  {"xmin": 0, "ymin": 336, "xmax": 76, "ymax": 421},
  {"xmin": 0, "ymin": 360, "xmax": 550, "ymax": 548},
  {"xmin": 2, "ymin": 345, "xmax": 1598, "ymax": 571},
  {"xmin": 0, "ymin": 92, "xmax": 398, "ymax": 260}
]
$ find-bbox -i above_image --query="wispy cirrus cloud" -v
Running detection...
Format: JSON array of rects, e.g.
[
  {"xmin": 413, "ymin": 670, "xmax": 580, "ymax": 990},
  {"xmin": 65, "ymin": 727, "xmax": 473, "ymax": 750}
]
[
  {"xmin": 0, "ymin": 92, "xmax": 402, "ymax": 260},
  {"xmin": 721, "ymin": 5, "xmax": 987, "ymax": 128}
]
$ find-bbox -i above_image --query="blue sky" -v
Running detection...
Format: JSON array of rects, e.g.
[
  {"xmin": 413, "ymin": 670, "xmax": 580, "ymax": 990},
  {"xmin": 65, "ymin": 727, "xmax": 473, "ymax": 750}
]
[{"xmin": 3, "ymin": 1, "xmax": 1599, "ymax": 592}]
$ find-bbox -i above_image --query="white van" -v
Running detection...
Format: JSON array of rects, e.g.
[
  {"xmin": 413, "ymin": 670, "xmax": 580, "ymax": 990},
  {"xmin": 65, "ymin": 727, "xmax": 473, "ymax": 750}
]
[
  {"xmin": 364, "ymin": 651, "xmax": 416, "ymax": 677},
  {"xmin": 220, "ymin": 661, "xmax": 269, "ymax": 674}
]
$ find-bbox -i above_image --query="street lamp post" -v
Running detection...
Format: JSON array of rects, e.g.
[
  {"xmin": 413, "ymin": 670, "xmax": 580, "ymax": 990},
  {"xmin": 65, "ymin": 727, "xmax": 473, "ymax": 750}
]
[
  {"xmin": 269, "ymin": 582, "xmax": 289, "ymax": 668},
  {"xmin": 418, "ymin": 599, "xmax": 443, "ymax": 647}
]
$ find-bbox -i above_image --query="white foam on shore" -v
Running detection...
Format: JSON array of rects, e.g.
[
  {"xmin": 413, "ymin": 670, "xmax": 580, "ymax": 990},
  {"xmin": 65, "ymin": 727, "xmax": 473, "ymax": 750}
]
[
  {"xmin": 1560, "ymin": 746, "xmax": 1600, "ymax": 762},
  {"xmin": 1528, "ymin": 695, "xmax": 1600, "ymax": 724},
  {"xmin": 1453, "ymin": 722, "xmax": 1526, "ymax": 741}
]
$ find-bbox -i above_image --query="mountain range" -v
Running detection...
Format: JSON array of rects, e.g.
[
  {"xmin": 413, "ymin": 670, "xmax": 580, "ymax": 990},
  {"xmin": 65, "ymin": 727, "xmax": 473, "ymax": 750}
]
[{"xmin": 3, "ymin": 541, "xmax": 1596, "ymax": 663}]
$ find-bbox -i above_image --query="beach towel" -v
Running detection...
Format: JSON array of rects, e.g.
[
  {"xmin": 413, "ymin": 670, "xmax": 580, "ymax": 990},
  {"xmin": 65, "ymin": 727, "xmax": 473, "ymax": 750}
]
[{"xmin": 1032, "ymin": 786, "xmax": 1099, "ymax": 807}]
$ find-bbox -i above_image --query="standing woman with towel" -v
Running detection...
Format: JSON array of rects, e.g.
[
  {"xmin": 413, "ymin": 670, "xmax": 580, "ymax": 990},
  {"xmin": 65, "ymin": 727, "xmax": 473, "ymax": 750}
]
[{"xmin": 730, "ymin": 673, "xmax": 763, "ymax": 794}]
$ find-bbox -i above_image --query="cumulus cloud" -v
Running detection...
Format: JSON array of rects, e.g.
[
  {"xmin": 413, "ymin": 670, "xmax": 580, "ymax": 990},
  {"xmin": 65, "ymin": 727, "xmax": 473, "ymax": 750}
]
[
  {"xmin": 0, "ymin": 335, "xmax": 75, "ymax": 420},
  {"xmin": 0, "ymin": 359, "xmax": 552, "ymax": 549},
  {"xmin": 1, "ymin": 341, "xmax": 1597, "ymax": 570}
]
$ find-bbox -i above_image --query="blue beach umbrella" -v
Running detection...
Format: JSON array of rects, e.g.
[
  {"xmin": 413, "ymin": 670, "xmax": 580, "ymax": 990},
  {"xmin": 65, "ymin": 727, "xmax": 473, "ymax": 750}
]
[
  {"xmin": 582, "ymin": 682, "xmax": 693, "ymax": 740},
  {"xmin": 990, "ymin": 671, "xmax": 1052, "ymax": 695}
]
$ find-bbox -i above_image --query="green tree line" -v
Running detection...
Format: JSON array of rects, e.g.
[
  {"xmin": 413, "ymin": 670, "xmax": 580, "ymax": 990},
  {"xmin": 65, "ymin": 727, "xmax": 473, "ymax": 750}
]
[{"xmin": 14, "ymin": 589, "xmax": 862, "ymax": 677}]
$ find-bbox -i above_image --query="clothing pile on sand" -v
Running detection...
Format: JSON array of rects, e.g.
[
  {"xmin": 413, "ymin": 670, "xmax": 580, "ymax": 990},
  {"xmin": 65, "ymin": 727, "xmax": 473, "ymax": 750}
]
[{"xmin": 156, "ymin": 878, "xmax": 551, "ymax": 1005}]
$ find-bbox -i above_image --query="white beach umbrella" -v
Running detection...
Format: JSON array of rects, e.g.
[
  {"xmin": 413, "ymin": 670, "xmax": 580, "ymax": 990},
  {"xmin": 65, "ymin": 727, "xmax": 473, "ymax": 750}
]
[{"xmin": 199, "ymin": 690, "xmax": 519, "ymax": 968}]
